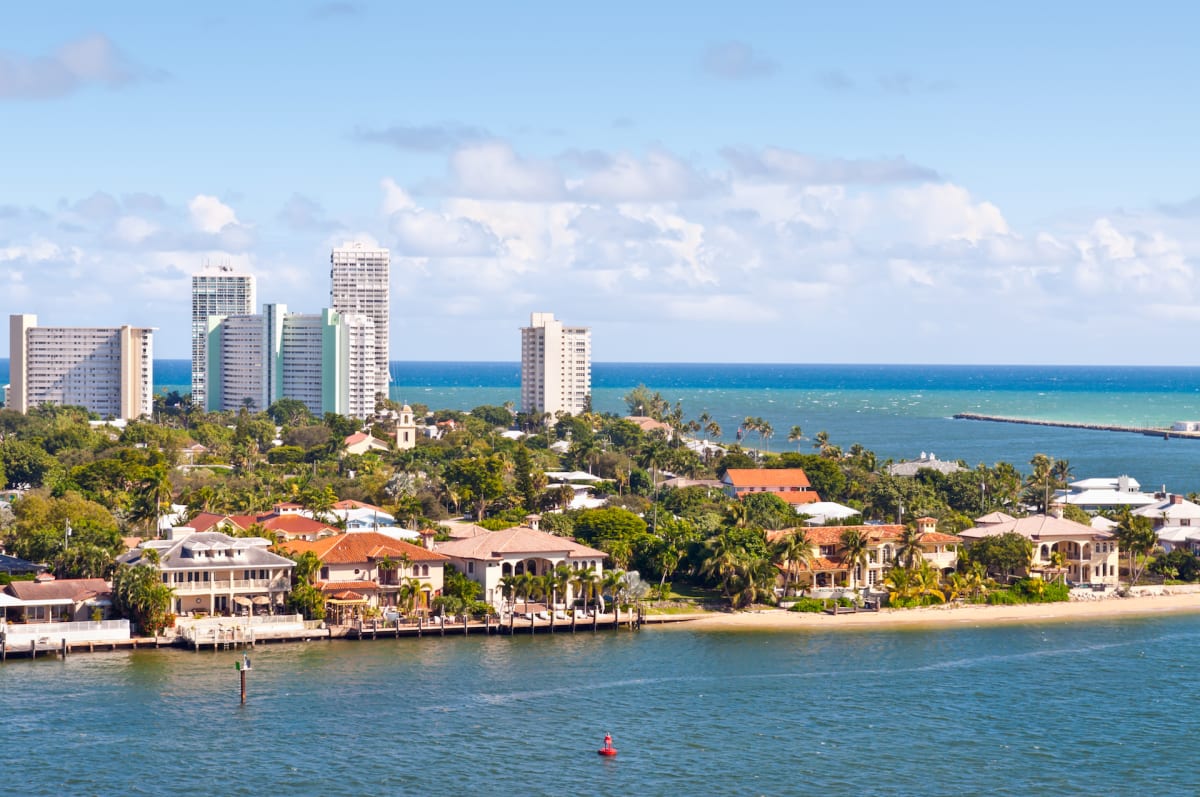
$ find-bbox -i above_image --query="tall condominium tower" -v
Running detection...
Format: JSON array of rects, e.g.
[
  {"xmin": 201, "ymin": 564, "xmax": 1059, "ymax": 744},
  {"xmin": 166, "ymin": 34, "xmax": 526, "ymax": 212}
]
[
  {"xmin": 520, "ymin": 312, "xmax": 591, "ymax": 416},
  {"xmin": 191, "ymin": 265, "xmax": 256, "ymax": 408},
  {"xmin": 9, "ymin": 314, "xmax": 154, "ymax": 420},
  {"xmin": 204, "ymin": 305, "xmax": 377, "ymax": 419},
  {"xmin": 330, "ymin": 242, "xmax": 390, "ymax": 404}
]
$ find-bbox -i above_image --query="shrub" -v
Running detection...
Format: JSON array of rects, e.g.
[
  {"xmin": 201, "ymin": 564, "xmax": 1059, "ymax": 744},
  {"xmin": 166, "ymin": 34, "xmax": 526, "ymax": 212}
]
[{"xmin": 788, "ymin": 597, "xmax": 826, "ymax": 613}]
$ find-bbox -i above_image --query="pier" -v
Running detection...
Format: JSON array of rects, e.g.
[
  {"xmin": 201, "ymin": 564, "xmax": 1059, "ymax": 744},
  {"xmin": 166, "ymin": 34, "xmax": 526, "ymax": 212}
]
[{"xmin": 951, "ymin": 413, "xmax": 1200, "ymax": 439}]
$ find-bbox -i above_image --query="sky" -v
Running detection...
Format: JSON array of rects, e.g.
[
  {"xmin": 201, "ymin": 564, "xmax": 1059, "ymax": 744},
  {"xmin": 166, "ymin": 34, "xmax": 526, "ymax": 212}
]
[{"xmin": 2, "ymin": 1, "xmax": 1199, "ymax": 364}]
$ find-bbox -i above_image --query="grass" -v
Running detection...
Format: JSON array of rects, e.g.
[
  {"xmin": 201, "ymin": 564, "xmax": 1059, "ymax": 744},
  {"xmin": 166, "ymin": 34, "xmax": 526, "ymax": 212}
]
[
  {"xmin": 659, "ymin": 582, "xmax": 722, "ymax": 602},
  {"xmin": 644, "ymin": 606, "xmax": 712, "ymax": 615}
]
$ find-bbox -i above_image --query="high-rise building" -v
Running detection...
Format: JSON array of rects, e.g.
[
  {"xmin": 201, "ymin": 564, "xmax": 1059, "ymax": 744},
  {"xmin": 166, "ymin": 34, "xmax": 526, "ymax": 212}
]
[
  {"xmin": 191, "ymin": 266, "xmax": 256, "ymax": 408},
  {"xmin": 8, "ymin": 314, "xmax": 154, "ymax": 420},
  {"xmin": 520, "ymin": 312, "xmax": 591, "ymax": 416},
  {"xmin": 205, "ymin": 305, "xmax": 377, "ymax": 419},
  {"xmin": 330, "ymin": 242, "xmax": 390, "ymax": 404}
]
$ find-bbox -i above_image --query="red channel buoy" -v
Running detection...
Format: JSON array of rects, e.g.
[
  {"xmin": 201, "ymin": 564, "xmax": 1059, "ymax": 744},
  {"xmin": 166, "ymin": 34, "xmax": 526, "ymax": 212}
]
[{"xmin": 597, "ymin": 733, "xmax": 617, "ymax": 757}]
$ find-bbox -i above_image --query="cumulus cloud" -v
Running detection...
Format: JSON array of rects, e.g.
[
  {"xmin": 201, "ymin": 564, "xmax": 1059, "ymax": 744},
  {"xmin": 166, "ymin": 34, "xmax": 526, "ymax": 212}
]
[
  {"xmin": 278, "ymin": 193, "xmax": 337, "ymax": 231},
  {"xmin": 723, "ymin": 146, "xmax": 940, "ymax": 185},
  {"xmin": 188, "ymin": 195, "xmax": 239, "ymax": 234},
  {"xmin": 0, "ymin": 34, "xmax": 156, "ymax": 100},
  {"xmin": 700, "ymin": 41, "xmax": 777, "ymax": 80},
  {"xmin": 389, "ymin": 207, "xmax": 499, "ymax": 257},
  {"xmin": 449, "ymin": 142, "xmax": 566, "ymax": 200}
]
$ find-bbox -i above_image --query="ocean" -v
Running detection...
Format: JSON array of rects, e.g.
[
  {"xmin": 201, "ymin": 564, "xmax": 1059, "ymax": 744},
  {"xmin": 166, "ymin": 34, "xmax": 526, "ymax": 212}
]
[
  {"xmin": 4, "ymin": 359, "xmax": 1200, "ymax": 490},
  {"xmin": 6, "ymin": 617, "xmax": 1200, "ymax": 796}
]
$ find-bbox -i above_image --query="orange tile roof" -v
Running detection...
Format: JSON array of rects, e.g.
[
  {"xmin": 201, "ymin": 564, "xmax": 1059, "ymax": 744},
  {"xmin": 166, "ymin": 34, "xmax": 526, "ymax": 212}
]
[
  {"xmin": 284, "ymin": 532, "xmax": 449, "ymax": 564},
  {"xmin": 317, "ymin": 581, "xmax": 379, "ymax": 593},
  {"xmin": 767, "ymin": 525, "xmax": 904, "ymax": 546},
  {"xmin": 723, "ymin": 468, "xmax": 812, "ymax": 489},
  {"xmin": 917, "ymin": 531, "xmax": 963, "ymax": 544},
  {"xmin": 774, "ymin": 491, "xmax": 822, "ymax": 505},
  {"xmin": 806, "ymin": 557, "xmax": 848, "ymax": 572},
  {"xmin": 187, "ymin": 512, "xmax": 338, "ymax": 538},
  {"xmin": 333, "ymin": 499, "xmax": 388, "ymax": 513}
]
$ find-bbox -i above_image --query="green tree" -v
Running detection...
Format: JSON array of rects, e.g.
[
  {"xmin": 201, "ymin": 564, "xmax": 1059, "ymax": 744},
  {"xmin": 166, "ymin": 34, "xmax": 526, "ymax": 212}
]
[
  {"xmin": 0, "ymin": 439, "xmax": 56, "ymax": 487},
  {"xmin": 267, "ymin": 398, "xmax": 312, "ymax": 426},
  {"xmin": 839, "ymin": 529, "xmax": 872, "ymax": 589},
  {"xmin": 1116, "ymin": 513, "xmax": 1158, "ymax": 587},
  {"xmin": 968, "ymin": 532, "xmax": 1033, "ymax": 580},
  {"xmin": 112, "ymin": 564, "xmax": 175, "ymax": 635},
  {"xmin": 772, "ymin": 529, "xmax": 814, "ymax": 597},
  {"xmin": 741, "ymin": 492, "xmax": 794, "ymax": 531}
]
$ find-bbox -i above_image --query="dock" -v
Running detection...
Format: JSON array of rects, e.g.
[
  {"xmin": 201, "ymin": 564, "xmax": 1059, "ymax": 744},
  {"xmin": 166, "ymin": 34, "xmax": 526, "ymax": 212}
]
[{"xmin": 951, "ymin": 413, "xmax": 1200, "ymax": 439}]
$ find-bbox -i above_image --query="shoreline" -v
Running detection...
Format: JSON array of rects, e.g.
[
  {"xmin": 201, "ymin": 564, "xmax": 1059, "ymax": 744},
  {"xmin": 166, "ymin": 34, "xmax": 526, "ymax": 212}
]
[{"xmin": 649, "ymin": 592, "xmax": 1200, "ymax": 632}]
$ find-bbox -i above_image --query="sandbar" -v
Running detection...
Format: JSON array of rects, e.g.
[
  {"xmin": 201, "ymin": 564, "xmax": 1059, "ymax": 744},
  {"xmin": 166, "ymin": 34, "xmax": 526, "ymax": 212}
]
[{"xmin": 648, "ymin": 591, "xmax": 1200, "ymax": 632}]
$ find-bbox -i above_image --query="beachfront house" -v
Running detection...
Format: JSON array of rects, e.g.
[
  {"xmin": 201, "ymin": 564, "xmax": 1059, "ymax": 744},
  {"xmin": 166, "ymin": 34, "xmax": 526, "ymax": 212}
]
[
  {"xmin": 1134, "ymin": 494, "xmax": 1200, "ymax": 553},
  {"xmin": 886, "ymin": 452, "xmax": 965, "ymax": 477},
  {"xmin": 119, "ymin": 528, "xmax": 295, "ymax": 616},
  {"xmin": 959, "ymin": 508, "xmax": 1120, "ymax": 587},
  {"xmin": 1054, "ymin": 476, "xmax": 1157, "ymax": 513},
  {"xmin": 433, "ymin": 524, "xmax": 607, "ymax": 612},
  {"xmin": 1, "ymin": 577, "xmax": 112, "ymax": 623},
  {"xmin": 281, "ymin": 532, "xmax": 449, "ymax": 618},
  {"xmin": 766, "ymin": 519, "xmax": 962, "ymax": 592},
  {"xmin": 721, "ymin": 468, "xmax": 821, "ymax": 511}
]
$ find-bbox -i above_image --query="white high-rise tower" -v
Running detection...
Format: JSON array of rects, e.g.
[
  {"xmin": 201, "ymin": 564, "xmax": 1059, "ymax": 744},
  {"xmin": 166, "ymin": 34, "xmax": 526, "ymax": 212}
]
[
  {"xmin": 330, "ymin": 242, "xmax": 390, "ymax": 403},
  {"xmin": 520, "ymin": 312, "xmax": 591, "ymax": 416},
  {"xmin": 191, "ymin": 265, "xmax": 255, "ymax": 408}
]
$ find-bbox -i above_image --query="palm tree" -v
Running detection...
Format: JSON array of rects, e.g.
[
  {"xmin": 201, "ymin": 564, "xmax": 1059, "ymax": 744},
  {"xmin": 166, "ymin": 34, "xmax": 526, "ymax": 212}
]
[
  {"xmin": 788, "ymin": 425, "xmax": 805, "ymax": 451},
  {"xmin": 913, "ymin": 561, "xmax": 946, "ymax": 604},
  {"xmin": 728, "ymin": 553, "xmax": 775, "ymax": 609},
  {"xmin": 839, "ymin": 529, "xmax": 871, "ymax": 590},
  {"xmin": 550, "ymin": 563, "xmax": 574, "ymax": 611},
  {"xmin": 894, "ymin": 526, "xmax": 925, "ymax": 570},
  {"xmin": 771, "ymin": 530, "xmax": 814, "ymax": 597},
  {"xmin": 572, "ymin": 570, "xmax": 599, "ymax": 613},
  {"xmin": 882, "ymin": 566, "xmax": 917, "ymax": 605},
  {"xmin": 700, "ymin": 534, "xmax": 741, "ymax": 597},
  {"xmin": 813, "ymin": 430, "xmax": 831, "ymax": 455},
  {"xmin": 759, "ymin": 421, "xmax": 774, "ymax": 455},
  {"xmin": 601, "ymin": 570, "xmax": 625, "ymax": 617},
  {"xmin": 397, "ymin": 576, "xmax": 424, "ymax": 616}
]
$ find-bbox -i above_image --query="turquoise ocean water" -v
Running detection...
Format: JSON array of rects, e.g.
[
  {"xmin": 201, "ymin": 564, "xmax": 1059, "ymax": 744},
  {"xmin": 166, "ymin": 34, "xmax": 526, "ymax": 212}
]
[
  {"xmin": 3, "ymin": 358, "xmax": 1200, "ymax": 489},
  {"xmin": 6, "ymin": 617, "xmax": 1200, "ymax": 796}
]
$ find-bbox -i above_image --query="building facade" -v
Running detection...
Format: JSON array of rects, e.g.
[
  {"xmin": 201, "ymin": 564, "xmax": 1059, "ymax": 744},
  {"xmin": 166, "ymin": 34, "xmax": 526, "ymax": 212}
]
[
  {"xmin": 205, "ymin": 305, "xmax": 378, "ymax": 418},
  {"xmin": 330, "ymin": 242, "xmax": 390, "ymax": 402},
  {"xmin": 520, "ymin": 312, "xmax": 591, "ymax": 416},
  {"xmin": 8, "ymin": 314, "xmax": 154, "ymax": 420},
  {"xmin": 191, "ymin": 266, "xmax": 255, "ymax": 409}
]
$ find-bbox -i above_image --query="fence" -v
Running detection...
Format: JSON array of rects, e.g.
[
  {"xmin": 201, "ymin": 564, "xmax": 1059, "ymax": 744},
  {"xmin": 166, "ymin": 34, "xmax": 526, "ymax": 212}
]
[{"xmin": 2, "ymin": 619, "xmax": 131, "ymax": 645}]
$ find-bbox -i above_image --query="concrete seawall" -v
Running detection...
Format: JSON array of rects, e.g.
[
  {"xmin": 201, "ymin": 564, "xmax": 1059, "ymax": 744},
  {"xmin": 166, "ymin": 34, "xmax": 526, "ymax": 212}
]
[{"xmin": 952, "ymin": 413, "xmax": 1200, "ymax": 439}]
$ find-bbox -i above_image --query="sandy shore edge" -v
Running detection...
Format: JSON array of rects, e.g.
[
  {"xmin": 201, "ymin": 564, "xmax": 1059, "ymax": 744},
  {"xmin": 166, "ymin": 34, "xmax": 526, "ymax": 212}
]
[{"xmin": 646, "ymin": 592, "xmax": 1200, "ymax": 632}]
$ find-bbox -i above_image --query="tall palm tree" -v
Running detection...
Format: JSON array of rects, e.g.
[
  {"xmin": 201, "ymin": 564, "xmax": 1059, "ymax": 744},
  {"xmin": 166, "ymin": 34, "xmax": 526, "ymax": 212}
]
[
  {"xmin": 894, "ymin": 526, "xmax": 925, "ymax": 570},
  {"xmin": 839, "ymin": 529, "xmax": 872, "ymax": 590},
  {"xmin": 813, "ymin": 430, "xmax": 831, "ymax": 455},
  {"xmin": 728, "ymin": 553, "xmax": 775, "ymax": 609},
  {"xmin": 772, "ymin": 530, "xmax": 814, "ymax": 597},
  {"xmin": 571, "ymin": 570, "xmax": 599, "ymax": 613},
  {"xmin": 788, "ymin": 425, "xmax": 805, "ymax": 451},
  {"xmin": 700, "ymin": 534, "xmax": 741, "ymax": 597},
  {"xmin": 601, "ymin": 570, "xmax": 625, "ymax": 616}
]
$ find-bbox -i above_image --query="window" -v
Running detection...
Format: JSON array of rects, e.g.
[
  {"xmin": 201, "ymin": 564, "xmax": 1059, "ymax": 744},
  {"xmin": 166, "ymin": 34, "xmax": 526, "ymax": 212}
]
[{"xmin": 468, "ymin": 562, "xmax": 474, "ymax": 574}]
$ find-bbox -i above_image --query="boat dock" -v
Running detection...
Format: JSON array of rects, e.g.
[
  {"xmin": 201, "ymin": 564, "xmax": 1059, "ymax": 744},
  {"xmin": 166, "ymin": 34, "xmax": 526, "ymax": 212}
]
[{"xmin": 952, "ymin": 413, "xmax": 1200, "ymax": 439}]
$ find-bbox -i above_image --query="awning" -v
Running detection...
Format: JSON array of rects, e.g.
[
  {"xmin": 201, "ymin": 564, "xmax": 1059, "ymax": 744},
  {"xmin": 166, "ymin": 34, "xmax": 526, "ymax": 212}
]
[
  {"xmin": 328, "ymin": 590, "xmax": 366, "ymax": 603},
  {"xmin": 233, "ymin": 596, "xmax": 253, "ymax": 607},
  {"xmin": 251, "ymin": 596, "xmax": 271, "ymax": 605}
]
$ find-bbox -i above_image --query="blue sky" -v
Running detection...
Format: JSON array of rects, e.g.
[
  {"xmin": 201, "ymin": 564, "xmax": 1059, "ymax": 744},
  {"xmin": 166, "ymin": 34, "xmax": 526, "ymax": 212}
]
[{"xmin": 3, "ymin": 1, "xmax": 1199, "ymax": 363}]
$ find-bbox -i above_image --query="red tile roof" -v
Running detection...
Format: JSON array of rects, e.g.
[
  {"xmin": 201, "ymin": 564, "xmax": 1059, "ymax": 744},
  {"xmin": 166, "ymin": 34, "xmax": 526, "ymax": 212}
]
[
  {"xmin": 284, "ymin": 532, "xmax": 448, "ymax": 564},
  {"xmin": 774, "ymin": 492, "xmax": 822, "ymax": 505},
  {"xmin": 723, "ymin": 468, "xmax": 812, "ymax": 489},
  {"xmin": 317, "ymin": 581, "xmax": 379, "ymax": 593},
  {"xmin": 767, "ymin": 524, "xmax": 905, "ymax": 546},
  {"xmin": 186, "ymin": 512, "xmax": 338, "ymax": 539}
]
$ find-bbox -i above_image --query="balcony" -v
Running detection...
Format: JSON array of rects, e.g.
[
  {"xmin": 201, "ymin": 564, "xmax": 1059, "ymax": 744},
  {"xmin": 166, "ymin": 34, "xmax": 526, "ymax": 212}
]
[{"xmin": 170, "ymin": 577, "xmax": 291, "ymax": 595}]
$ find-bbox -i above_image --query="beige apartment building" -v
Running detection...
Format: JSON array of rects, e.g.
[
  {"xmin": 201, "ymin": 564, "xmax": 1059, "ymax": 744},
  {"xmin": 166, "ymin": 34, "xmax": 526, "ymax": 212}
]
[{"xmin": 8, "ymin": 314, "xmax": 154, "ymax": 420}]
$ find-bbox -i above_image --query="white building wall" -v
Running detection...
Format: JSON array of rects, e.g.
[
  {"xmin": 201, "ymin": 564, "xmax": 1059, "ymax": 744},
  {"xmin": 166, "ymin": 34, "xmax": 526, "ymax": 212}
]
[
  {"xmin": 11, "ymin": 315, "xmax": 155, "ymax": 420},
  {"xmin": 520, "ymin": 312, "xmax": 591, "ymax": 416},
  {"xmin": 191, "ymin": 267, "xmax": 255, "ymax": 408},
  {"xmin": 216, "ymin": 314, "xmax": 268, "ymax": 412},
  {"xmin": 330, "ymin": 243, "xmax": 390, "ymax": 401},
  {"xmin": 281, "ymin": 313, "xmax": 326, "ymax": 415}
]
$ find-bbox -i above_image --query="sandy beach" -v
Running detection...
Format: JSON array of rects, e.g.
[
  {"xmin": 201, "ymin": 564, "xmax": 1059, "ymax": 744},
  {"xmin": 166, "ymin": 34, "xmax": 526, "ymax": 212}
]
[{"xmin": 649, "ymin": 591, "xmax": 1200, "ymax": 632}]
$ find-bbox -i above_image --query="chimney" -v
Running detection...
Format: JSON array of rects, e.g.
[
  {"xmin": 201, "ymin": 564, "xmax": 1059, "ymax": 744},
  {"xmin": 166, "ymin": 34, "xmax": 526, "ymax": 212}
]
[
  {"xmin": 419, "ymin": 528, "xmax": 436, "ymax": 551},
  {"xmin": 1049, "ymin": 503, "xmax": 1064, "ymax": 519},
  {"xmin": 1172, "ymin": 494, "xmax": 1183, "ymax": 505},
  {"xmin": 525, "ymin": 513, "xmax": 541, "ymax": 531}
]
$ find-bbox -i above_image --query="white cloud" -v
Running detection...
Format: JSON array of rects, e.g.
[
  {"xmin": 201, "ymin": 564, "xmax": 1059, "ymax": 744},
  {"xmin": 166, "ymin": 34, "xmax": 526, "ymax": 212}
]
[
  {"xmin": 114, "ymin": 215, "xmax": 158, "ymax": 244},
  {"xmin": 188, "ymin": 195, "xmax": 240, "ymax": 234},
  {"xmin": 449, "ymin": 142, "xmax": 564, "ymax": 200},
  {"xmin": 0, "ymin": 34, "xmax": 154, "ymax": 100}
]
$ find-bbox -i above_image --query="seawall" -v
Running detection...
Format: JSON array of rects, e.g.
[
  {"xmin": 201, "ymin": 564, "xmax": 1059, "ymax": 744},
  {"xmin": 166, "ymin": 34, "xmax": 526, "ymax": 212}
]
[{"xmin": 951, "ymin": 413, "xmax": 1199, "ymax": 439}]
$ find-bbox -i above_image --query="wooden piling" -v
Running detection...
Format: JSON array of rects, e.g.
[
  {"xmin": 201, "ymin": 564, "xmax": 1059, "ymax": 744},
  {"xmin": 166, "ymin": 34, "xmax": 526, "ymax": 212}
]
[{"xmin": 61, "ymin": 638, "xmax": 67, "ymax": 659}]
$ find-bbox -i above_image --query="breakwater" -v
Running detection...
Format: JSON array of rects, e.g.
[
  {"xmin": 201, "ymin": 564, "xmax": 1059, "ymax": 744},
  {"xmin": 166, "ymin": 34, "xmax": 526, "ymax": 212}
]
[{"xmin": 952, "ymin": 412, "xmax": 1197, "ymax": 439}]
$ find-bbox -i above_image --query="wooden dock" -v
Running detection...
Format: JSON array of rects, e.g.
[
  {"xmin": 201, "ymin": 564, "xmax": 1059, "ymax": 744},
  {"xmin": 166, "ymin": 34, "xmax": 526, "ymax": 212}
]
[{"xmin": 952, "ymin": 413, "xmax": 1200, "ymax": 439}]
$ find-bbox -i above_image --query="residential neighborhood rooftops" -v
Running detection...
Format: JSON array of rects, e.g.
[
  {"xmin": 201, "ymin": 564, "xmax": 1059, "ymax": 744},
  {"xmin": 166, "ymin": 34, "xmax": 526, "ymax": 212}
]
[
  {"xmin": 721, "ymin": 468, "xmax": 812, "ymax": 489},
  {"xmin": 6, "ymin": 578, "xmax": 110, "ymax": 603},
  {"xmin": 283, "ymin": 532, "xmax": 448, "ymax": 564},
  {"xmin": 434, "ymin": 525, "xmax": 607, "ymax": 561},
  {"xmin": 960, "ymin": 513, "xmax": 1113, "ymax": 541}
]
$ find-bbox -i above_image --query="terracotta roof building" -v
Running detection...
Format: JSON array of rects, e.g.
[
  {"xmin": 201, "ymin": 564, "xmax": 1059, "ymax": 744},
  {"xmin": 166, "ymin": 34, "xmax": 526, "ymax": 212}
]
[
  {"xmin": 281, "ymin": 532, "xmax": 449, "ymax": 615},
  {"xmin": 721, "ymin": 468, "xmax": 821, "ymax": 507},
  {"xmin": 434, "ymin": 525, "xmax": 607, "ymax": 611}
]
